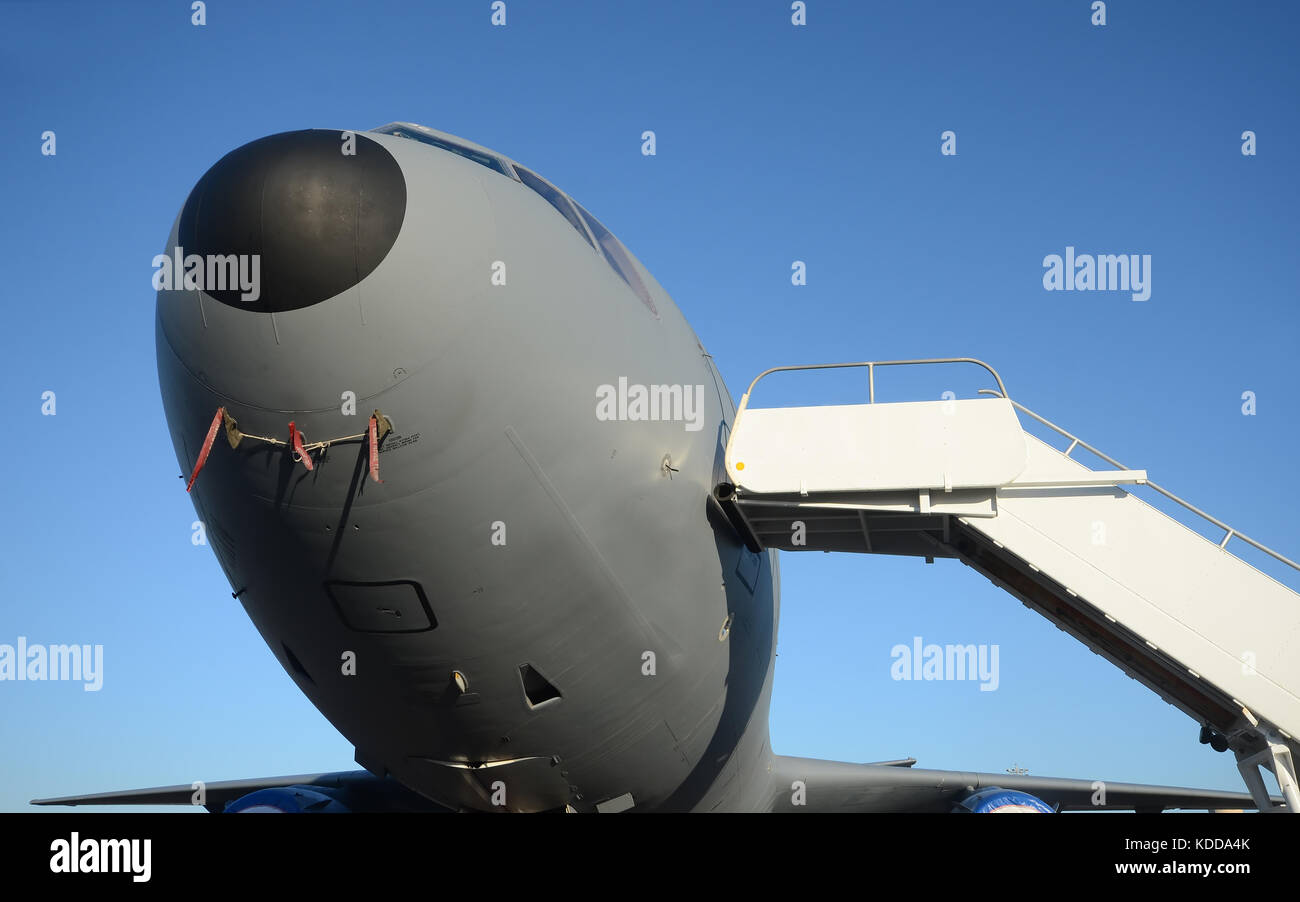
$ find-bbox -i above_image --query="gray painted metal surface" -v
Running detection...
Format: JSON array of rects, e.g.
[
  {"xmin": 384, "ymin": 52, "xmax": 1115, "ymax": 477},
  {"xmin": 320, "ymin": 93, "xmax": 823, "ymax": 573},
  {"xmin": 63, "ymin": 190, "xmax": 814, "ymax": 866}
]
[{"xmin": 153, "ymin": 126, "xmax": 778, "ymax": 812}]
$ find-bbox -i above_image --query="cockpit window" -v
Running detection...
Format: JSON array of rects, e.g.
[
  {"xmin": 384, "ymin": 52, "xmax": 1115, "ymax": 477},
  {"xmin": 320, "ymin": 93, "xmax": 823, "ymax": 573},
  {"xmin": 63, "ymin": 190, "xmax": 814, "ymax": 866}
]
[
  {"xmin": 573, "ymin": 201, "xmax": 659, "ymax": 317},
  {"xmin": 513, "ymin": 165, "xmax": 595, "ymax": 250},
  {"xmin": 374, "ymin": 125, "xmax": 513, "ymax": 178}
]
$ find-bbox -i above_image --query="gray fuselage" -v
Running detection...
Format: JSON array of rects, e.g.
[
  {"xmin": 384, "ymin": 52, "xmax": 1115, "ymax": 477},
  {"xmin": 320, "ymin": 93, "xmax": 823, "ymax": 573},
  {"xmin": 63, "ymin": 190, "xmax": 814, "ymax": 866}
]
[{"xmin": 155, "ymin": 125, "xmax": 781, "ymax": 812}]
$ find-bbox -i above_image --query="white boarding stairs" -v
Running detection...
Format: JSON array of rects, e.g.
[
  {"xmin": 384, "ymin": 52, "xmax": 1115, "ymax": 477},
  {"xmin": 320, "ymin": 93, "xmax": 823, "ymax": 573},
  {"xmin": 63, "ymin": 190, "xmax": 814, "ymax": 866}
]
[{"xmin": 715, "ymin": 359, "xmax": 1300, "ymax": 812}]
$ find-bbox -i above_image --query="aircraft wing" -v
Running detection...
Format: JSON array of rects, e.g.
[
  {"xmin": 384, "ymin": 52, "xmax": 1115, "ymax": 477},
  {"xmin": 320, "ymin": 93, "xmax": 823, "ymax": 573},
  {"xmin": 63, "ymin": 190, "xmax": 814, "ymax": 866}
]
[
  {"xmin": 768, "ymin": 756, "xmax": 1273, "ymax": 812},
  {"xmin": 35, "ymin": 761, "xmax": 1272, "ymax": 813},
  {"xmin": 31, "ymin": 770, "xmax": 446, "ymax": 813}
]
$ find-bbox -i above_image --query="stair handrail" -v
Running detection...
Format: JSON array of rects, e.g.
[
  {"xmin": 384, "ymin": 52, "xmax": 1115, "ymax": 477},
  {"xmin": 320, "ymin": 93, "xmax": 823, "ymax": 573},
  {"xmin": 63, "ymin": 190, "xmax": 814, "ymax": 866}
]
[
  {"xmin": 737, "ymin": 357, "xmax": 1009, "ymax": 414},
  {"xmin": 978, "ymin": 389, "xmax": 1300, "ymax": 574}
]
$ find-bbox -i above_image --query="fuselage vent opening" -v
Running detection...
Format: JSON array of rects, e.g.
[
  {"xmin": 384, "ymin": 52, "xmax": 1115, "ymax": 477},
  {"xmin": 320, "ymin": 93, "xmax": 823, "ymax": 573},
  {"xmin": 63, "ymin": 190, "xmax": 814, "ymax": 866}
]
[{"xmin": 519, "ymin": 663, "xmax": 562, "ymax": 708}]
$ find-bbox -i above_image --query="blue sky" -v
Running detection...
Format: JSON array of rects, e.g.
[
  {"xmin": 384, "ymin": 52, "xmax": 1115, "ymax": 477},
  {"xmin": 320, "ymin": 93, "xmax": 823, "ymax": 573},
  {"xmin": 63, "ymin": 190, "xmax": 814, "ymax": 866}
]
[{"xmin": 1, "ymin": 1, "xmax": 1296, "ymax": 811}]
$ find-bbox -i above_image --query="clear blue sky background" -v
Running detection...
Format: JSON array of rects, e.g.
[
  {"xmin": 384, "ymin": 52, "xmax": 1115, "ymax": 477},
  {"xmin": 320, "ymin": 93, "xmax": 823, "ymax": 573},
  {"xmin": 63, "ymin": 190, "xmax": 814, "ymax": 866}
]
[{"xmin": 1, "ymin": 1, "xmax": 1296, "ymax": 811}]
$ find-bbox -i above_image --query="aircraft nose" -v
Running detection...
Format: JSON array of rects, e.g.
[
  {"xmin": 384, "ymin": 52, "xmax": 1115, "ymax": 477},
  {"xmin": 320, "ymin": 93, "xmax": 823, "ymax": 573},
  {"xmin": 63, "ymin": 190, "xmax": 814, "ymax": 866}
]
[{"xmin": 175, "ymin": 129, "xmax": 407, "ymax": 313}]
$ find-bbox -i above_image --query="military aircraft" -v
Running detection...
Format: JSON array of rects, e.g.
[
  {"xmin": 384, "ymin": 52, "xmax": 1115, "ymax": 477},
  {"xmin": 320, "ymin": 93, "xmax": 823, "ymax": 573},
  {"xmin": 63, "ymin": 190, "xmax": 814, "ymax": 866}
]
[{"xmin": 34, "ymin": 123, "xmax": 1296, "ymax": 812}]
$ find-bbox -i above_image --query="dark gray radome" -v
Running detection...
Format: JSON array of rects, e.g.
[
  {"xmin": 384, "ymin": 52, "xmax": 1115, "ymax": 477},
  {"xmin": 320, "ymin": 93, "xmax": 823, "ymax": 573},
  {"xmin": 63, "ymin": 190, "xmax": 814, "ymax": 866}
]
[{"xmin": 177, "ymin": 129, "xmax": 406, "ymax": 312}]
